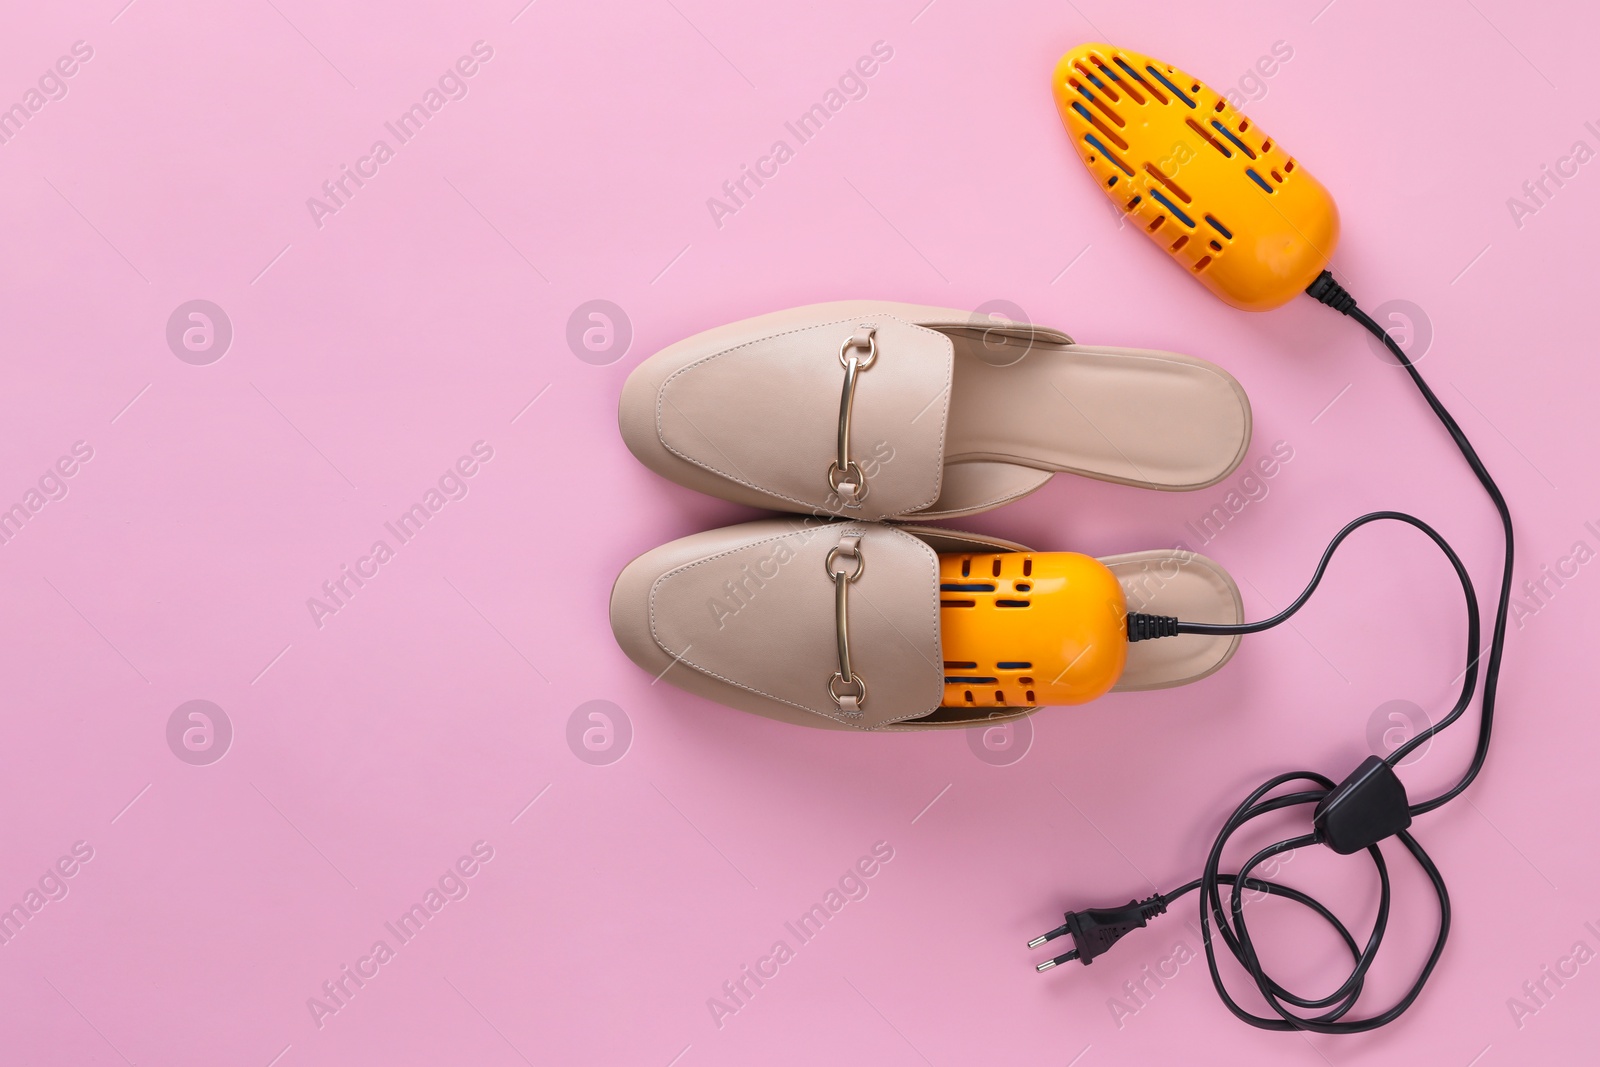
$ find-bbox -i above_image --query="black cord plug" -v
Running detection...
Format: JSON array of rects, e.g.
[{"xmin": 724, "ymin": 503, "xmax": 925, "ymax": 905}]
[
  {"xmin": 1306, "ymin": 269, "xmax": 1358, "ymax": 314},
  {"xmin": 1125, "ymin": 612, "xmax": 1179, "ymax": 642},
  {"xmin": 1029, "ymin": 893, "xmax": 1168, "ymax": 970}
]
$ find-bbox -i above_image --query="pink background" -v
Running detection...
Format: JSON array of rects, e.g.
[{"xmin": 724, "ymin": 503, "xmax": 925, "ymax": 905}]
[{"xmin": 2, "ymin": 0, "xmax": 1597, "ymax": 1064}]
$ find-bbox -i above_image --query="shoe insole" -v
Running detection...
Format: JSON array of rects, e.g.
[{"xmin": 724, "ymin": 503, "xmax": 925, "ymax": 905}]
[
  {"xmin": 1103, "ymin": 548, "xmax": 1242, "ymax": 690},
  {"xmin": 932, "ymin": 327, "xmax": 1251, "ymax": 504}
]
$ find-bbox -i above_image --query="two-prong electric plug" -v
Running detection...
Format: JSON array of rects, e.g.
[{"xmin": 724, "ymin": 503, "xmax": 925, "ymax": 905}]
[{"xmin": 1029, "ymin": 893, "xmax": 1169, "ymax": 971}]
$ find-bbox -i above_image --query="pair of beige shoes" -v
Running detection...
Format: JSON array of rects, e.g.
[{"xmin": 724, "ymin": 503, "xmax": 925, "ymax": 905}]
[{"xmin": 609, "ymin": 301, "xmax": 1249, "ymax": 731}]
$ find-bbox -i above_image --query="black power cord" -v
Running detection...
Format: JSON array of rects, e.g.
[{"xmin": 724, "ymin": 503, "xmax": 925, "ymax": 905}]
[{"xmin": 1034, "ymin": 271, "xmax": 1516, "ymax": 1034}]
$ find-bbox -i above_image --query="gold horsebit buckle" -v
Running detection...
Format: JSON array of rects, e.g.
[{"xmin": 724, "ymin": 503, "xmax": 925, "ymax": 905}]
[
  {"xmin": 824, "ymin": 534, "xmax": 866, "ymax": 715},
  {"xmin": 827, "ymin": 327, "xmax": 877, "ymax": 508}
]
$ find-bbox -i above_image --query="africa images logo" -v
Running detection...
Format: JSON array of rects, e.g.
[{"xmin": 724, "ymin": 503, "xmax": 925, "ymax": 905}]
[
  {"xmin": 0, "ymin": 441, "xmax": 94, "ymax": 549},
  {"xmin": 305, "ymin": 42, "xmax": 495, "ymax": 229},
  {"xmin": 306, "ymin": 442, "xmax": 495, "ymax": 629},
  {"xmin": 706, "ymin": 842, "xmax": 895, "ymax": 1029},
  {"xmin": 705, "ymin": 41, "xmax": 894, "ymax": 229},
  {"xmin": 305, "ymin": 841, "xmax": 495, "ymax": 1029},
  {"xmin": 0, "ymin": 40, "xmax": 94, "ymax": 148}
]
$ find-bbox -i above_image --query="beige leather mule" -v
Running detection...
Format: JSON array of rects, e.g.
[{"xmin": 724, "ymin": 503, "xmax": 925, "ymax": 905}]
[
  {"xmin": 619, "ymin": 301, "xmax": 1252, "ymax": 521},
  {"xmin": 609, "ymin": 518, "xmax": 1242, "ymax": 731}
]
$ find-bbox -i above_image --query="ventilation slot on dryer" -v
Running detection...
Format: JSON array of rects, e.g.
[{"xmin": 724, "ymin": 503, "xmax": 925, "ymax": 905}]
[
  {"xmin": 1211, "ymin": 120, "xmax": 1256, "ymax": 158},
  {"xmin": 1084, "ymin": 133, "xmax": 1134, "ymax": 176},
  {"xmin": 1144, "ymin": 66, "xmax": 1195, "ymax": 107},
  {"xmin": 1113, "ymin": 56, "xmax": 1164, "ymax": 102},
  {"xmin": 1143, "ymin": 162, "xmax": 1192, "ymax": 202},
  {"xmin": 1071, "ymin": 102, "xmax": 1129, "ymax": 150},
  {"xmin": 1091, "ymin": 55, "xmax": 1143, "ymax": 103},
  {"xmin": 1186, "ymin": 117, "xmax": 1232, "ymax": 158},
  {"xmin": 1070, "ymin": 64, "xmax": 1126, "ymax": 123},
  {"xmin": 1072, "ymin": 61, "xmax": 1122, "ymax": 105},
  {"xmin": 1149, "ymin": 189, "xmax": 1195, "ymax": 228}
]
